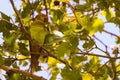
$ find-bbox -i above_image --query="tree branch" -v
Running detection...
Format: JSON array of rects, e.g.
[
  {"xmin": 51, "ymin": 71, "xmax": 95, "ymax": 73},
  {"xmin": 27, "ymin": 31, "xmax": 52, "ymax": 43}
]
[
  {"xmin": 44, "ymin": 0, "xmax": 48, "ymax": 15},
  {"xmin": 103, "ymin": 29, "xmax": 120, "ymax": 38},
  {"xmin": 110, "ymin": 59, "xmax": 117, "ymax": 80},
  {"xmin": 77, "ymin": 52, "xmax": 120, "ymax": 59},
  {"xmin": 95, "ymin": 60, "xmax": 109, "ymax": 74},
  {"xmin": 42, "ymin": 47, "xmax": 73, "ymax": 70},
  {"xmin": 93, "ymin": 35, "xmax": 110, "ymax": 56},
  {"xmin": 10, "ymin": 0, "xmax": 32, "ymax": 41},
  {"xmin": 0, "ymin": 65, "xmax": 46, "ymax": 80},
  {"xmin": 28, "ymin": 0, "xmax": 34, "ymax": 19},
  {"xmin": 67, "ymin": 2, "xmax": 81, "ymax": 27}
]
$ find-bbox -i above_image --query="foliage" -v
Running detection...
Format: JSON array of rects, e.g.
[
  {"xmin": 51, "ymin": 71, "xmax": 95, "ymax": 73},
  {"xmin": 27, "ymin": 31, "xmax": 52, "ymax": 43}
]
[{"xmin": 0, "ymin": 0, "xmax": 120, "ymax": 80}]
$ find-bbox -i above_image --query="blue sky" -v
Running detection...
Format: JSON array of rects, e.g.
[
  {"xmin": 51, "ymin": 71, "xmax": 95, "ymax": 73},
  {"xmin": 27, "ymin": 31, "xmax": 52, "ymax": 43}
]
[{"xmin": 0, "ymin": 0, "xmax": 120, "ymax": 80}]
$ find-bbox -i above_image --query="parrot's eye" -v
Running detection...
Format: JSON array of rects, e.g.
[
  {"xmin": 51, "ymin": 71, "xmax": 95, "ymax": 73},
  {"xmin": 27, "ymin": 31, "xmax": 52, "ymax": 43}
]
[{"xmin": 54, "ymin": 1, "xmax": 60, "ymax": 6}]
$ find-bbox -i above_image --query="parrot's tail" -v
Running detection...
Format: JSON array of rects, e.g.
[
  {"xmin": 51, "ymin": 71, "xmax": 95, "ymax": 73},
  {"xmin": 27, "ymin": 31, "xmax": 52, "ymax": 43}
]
[{"xmin": 30, "ymin": 54, "xmax": 40, "ymax": 73}]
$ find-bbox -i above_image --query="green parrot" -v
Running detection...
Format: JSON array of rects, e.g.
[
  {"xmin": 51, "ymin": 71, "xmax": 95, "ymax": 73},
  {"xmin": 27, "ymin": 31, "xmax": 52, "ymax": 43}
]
[{"xmin": 29, "ymin": 13, "xmax": 48, "ymax": 73}]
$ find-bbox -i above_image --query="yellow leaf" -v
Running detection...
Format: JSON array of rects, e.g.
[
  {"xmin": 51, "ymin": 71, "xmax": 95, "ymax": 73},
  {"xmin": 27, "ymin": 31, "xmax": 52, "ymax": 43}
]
[
  {"xmin": 82, "ymin": 73, "xmax": 95, "ymax": 80},
  {"xmin": 48, "ymin": 57, "xmax": 58, "ymax": 67},
  {"xmin": 18, "ymin": 55, "xmax": 28, "ymax": 59},
  {"xmin": 101, "ymin": 8, "xmax": 115, "ymax": 20},
  {"xmin": 89, "ymin": 18, "xmax": 104, "ymax": 36}
]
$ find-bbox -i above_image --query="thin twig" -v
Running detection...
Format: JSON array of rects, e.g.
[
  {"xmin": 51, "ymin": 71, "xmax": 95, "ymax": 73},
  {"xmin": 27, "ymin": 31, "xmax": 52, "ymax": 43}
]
[
  {"xmin": 77, "ymin": 52, "xmax": 120, "ymax": 59},
  {"xmin": 103, "ymin": 29, "xmax": 120, "ymax": 38},
  {"xmin": 95, "ymin": 45, "xmax": 110, "ymax": 57},
  {"xmin": 10, "ymin": 0, "xmax": 23, "ymax": 28},
  {"xmin": 44, "ymin": 0, "xmax": 48, "ymax": 15},
  {"xmin": 95, "ymin": 60, "xmax": 109, "ymax": 74},
  {"xmin": 0, "ymin": 18, "xmax": 19, "ymax": 29},
  {"xmin": 28, "ymin": 0, "xmax": 34, "ymax": 19},
  {"xmin": 93, "ymin": 35, "xmax": 108, "ymax": 48},
  {"xmin": 93, "ymin": 35, "xmax": 110, "ymax": 56},
  {"xmin": 67, "ymin": 2, "xmax": 81, "ymax": 26}
]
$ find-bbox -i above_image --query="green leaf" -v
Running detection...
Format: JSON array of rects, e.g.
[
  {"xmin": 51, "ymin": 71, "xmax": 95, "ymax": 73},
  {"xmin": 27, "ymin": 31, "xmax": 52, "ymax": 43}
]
[
  {"xmin": 10, "ymin": 73, "xmax": 19, "ymax": 80},
  {"xmin": 0, "ymin": 21, "xmax": 12, "ymax": 37},
  {"xmin": 83, "ymin": 39, "xmax": 95, "ymax": 50},
  {"xmin": 101, "ymin": 8, "xmax": 114, "ymax": 21},
  {"xmin": 63, "ymin": 21, "xmax": 77, "ymax": 35},
  {"xmin": 4, "ymin": 58, "xmax": 14, "ymax": 66},
  {"xmin": 78, "ymin": 16, "xmax": 91, "ymax": 29},
  {"xmin": 56, "ymin": 42, "xmax": 71, "ymax": 57},
  {"xmin": 106, "ymin": 65, "xmax": 113, "ymax": 78},
  {"xmin": 32, "ymin": 0, "xmax": 40, "ymax": 10},
  {"xmin": 97, "ymin": 0, "xmax": 109, "ymax": 10},
  {"xmin": 50, "ymin": 9, "xmax": 64, "ymax": 23},
  {"xmin": 109, "ymin": 17, "xmax": 120, "ymax": 24},
  {"xmin": 18, "ymin": 42, "xmax": 29, "ymax": 56},
  {"xmin": 21, "ymin": 1, "xmax": 31, "ymax": 18},
  {"xmin": 61, "ymin": 66, "xmax": 82, "ymax": 80},
  {"xmin": 84, "ymin": 56, "xmax": 100, "ymax": 73},
  {"xmin": 76, "ymin": 4, "xmax": 91, "ymax": 11},
  {"xmin": 22, "ymin": 61, "xmax": 28, "ymax": 66},
  {"xmin": 73, "ymin": 0, "xmax": 79, "ymax": 3},
  {"xmin": 47, "ymin": 0, "xmax": 52, "ymax": 5},
  {"xmin": 116, "ymin": 36, "xmax": 120, "ymax": 44},
  {"xmin": 3, "ymin": 33, "xmax": 20, "ymax": 51},
  {"xmin": 0, "ymin": 12, "xmax": 10, "ymax": 21},
  {"xmin": 71, "ymin": 55, "xmax": 87, "ymax": 69},
  {"xmin": 0, "ymin": 55, "xmax": 4, "ymax": 64},
  {"xmin": 50, "ymin": 67, "xmax": 59, "ymax": 80},
  {"xmin": 69, "ymin": 36, "xmax": 79, "ymax": 51},
  {"xmin": 85, "ymin": 18, "xmax": 104, "ymax": 35},
  {"xmin": 90, "ymin": 56, "xmax": 100, "ymax": 71},
  {"xmin": 116, "ymin": 62, "xmax": 120, "ymax": 72}
]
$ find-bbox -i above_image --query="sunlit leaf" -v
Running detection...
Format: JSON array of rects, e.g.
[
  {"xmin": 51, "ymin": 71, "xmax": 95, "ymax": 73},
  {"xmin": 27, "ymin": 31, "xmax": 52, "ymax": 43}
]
[
  {"xmin": 89, "ymin": 56, "xmax": 100, "ymax": 65},
  {"xmin": 18, "ymin": 55, "xmax": 28, "ymax": 60},
  {"xmin": 48, "ymin": 57, "xmax": 58, "ymax": 68},
  {"xmin": 86, "ymin": 18, "xmax": 104, "ymax": 35},
  {"xmin": 82, "ymin": 73, "xmax": 95, "ymax": 80},
  {"xmin": 116, "ymin": 37, "xmax": 120, "ymax": 44},
  {"xmin": 101, "ymin": 8, "xmax": 114, "ymax": 21}
]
